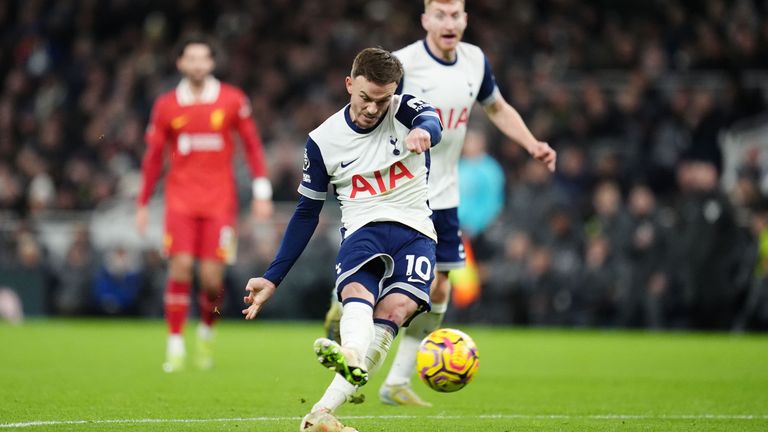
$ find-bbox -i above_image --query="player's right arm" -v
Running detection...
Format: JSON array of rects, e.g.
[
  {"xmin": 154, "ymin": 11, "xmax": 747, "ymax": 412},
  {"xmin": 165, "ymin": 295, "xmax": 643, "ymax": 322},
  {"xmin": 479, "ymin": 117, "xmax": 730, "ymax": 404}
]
[
  {"xmin": 476, "ymin": 56, "xmax": 556, "ymax": 171},
  {"xmin": 243, "ymin": 137, "xmax": 330, "ymax": 320},
  {"xmin": 135, "ymin": 96, "xmax": 170, "ymax": 235},
  {"xmin": 396, "ymin": 94, "xmax": 443, "ymax": 154}
]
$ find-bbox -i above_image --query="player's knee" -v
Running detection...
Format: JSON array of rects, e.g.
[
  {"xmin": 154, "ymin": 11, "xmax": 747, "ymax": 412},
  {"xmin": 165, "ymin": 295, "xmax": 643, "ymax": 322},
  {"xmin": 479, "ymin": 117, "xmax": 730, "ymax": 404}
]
[
  {"xmin": 198, "ymin": 274, "xmax": 221, "ymax": 294},
  {"xmin": 339, "ymin": 282, "xmax": 375, "ymax": 305},
  {"xmin": 198, "ymin": 263, "xmax": 224, "ymax": 293},
  {"xmin": 168, "ymin": 255, "xmax": 194, "ymax": 282},
  {"xmin": 374, "ymin": 294, "xmax": 419, "ymax": 327}
]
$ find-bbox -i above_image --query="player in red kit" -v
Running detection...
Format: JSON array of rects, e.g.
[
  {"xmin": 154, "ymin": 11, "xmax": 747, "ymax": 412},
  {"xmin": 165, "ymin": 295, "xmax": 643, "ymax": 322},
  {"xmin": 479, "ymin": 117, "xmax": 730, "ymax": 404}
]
[{"xmin": 136, "ymin": 36, "xmax": 273, "ymax": 372}]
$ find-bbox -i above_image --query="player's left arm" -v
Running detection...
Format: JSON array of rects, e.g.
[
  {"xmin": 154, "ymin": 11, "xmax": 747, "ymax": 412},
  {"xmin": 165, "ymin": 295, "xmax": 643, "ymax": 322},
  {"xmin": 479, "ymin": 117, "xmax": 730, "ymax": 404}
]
[
  {"xmin": 478, "ymin": 57, "xmax": 556, "ymax": 172},
  {"xmin": 235, "ymin": 90, "xmax": 274, "ymax": 220},
  {"xmin": 243, "ymin": 137, "xmax": 330, "ymax": 320},
  {"xmin": 242, "ymin": 195, "xmax": 324, "ymax": 319},
  {"xmin": 396, "ymin": 94, "xmax": 443, "ymax": 154}
]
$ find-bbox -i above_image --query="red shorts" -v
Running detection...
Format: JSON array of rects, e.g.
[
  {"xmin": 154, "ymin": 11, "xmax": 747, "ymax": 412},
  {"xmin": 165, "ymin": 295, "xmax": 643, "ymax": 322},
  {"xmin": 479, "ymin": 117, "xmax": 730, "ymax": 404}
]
[{"xmin": 164, "ymin": 210, "xmax": 237, "ymax": 264}]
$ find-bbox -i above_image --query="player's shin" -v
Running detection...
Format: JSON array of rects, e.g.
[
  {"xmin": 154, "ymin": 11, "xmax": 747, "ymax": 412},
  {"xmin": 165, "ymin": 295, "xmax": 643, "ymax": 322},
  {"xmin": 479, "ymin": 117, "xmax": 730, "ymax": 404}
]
[
  {"xmin": 365, "ymin": 320, "xmax": 397, "ymax": 375},
  {"xmin": 198, "ymin": 286, "xmax": 224, "ymax": 327},
  {"xmin": 312, "ymin": 374, "xmax": 358, "ymax": 413},
  {"xmin": 384, "ymin": 301, "xmax": 447, "ymax": 386},
  {"xmin": 165, "ymin": 280, "xmax": 191, "ymax": 334},
  {"xmin": 163, "ymin": 280, "xmax": 191, "ymax": 372}
]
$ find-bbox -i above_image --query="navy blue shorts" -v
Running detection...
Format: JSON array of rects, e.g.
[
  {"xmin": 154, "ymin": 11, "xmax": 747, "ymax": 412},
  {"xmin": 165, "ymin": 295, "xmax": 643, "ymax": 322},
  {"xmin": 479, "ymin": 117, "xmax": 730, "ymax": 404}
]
[
  {"xmin": 431, "ymin": 208, "xmax": 465, "ymax": 271},
  {"xmin": 335, "ymin": 222, "xmax": 436, "ymax": 312}
]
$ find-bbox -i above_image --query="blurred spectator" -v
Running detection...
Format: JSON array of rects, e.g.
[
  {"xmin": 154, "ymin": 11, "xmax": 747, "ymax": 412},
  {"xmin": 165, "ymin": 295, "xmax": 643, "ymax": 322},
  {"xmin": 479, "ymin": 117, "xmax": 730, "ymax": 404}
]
[
  {"xmin": 576, "ymin": 235, "xmax": 620, "ymax": 327},
  {"xmin": 458, "ymin": 129, "xmax": 505, "ymax": 238},
  {"xmin": 482, "ymin": 231, "xmax": 531, "ymax": 324},
  {"xmin": 542, "ymin": 205, "xmax": 583, "ymax": 284},
  {"xmin": 522, "ymin": 245, "xmax": 567, "ymax": 326},
  {"xmin": 91, "ymin": 246, "xmax": 142, "ymax": 315},
  {"xmin": 734, "ymin": 200, "xmax": 768, "ymax": 330},
  {"xmin": 505, "ymin": 159, "xmax": 565, "ymax": 236},
  {"xmin": 674, "ymin": 161, "xmax": 742, "ymax": 329},
  {"xmin": 53, "ymin": 224, "xmax": 95, "ymax": 315},
  {"xmin": 0, "ymin": 287, "xmax": 23, "ymax": 325},
  {"xmin": 585, "ymin": 181, "xmax": 631, "ymax": 254},
  {"xmin": 620, "ymin": 184, "xmax": 670, "ymax": 328}
]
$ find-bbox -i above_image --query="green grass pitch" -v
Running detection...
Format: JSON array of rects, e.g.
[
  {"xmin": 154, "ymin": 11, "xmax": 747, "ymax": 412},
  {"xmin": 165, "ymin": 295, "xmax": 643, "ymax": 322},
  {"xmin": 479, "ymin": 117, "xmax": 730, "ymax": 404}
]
[{"xmin": 1, "ymin": 320, "xmax": 767, "ymax": 431}]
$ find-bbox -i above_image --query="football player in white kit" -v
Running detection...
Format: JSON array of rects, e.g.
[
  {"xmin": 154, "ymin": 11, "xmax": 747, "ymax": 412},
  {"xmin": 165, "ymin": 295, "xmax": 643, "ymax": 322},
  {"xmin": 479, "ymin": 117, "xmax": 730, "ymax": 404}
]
[
  {"xmin": 241, "ymin": 48, "xmax": 443, "ymax": 431},
  {"xmin": 373, "ymin": 0, "xmax": 556, "ymax": 406}
]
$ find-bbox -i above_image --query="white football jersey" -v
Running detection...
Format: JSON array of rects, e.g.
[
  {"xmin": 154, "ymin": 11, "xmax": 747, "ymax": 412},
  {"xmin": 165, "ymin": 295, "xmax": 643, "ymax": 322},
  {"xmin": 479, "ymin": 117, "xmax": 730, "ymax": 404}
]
[
  {"xmin": 298, "ymin": 94, "xmax": 440, "ymax": 241},
  {"xmin": 394, "ymin": 40, "xmax": 500, "ymax": 210}
]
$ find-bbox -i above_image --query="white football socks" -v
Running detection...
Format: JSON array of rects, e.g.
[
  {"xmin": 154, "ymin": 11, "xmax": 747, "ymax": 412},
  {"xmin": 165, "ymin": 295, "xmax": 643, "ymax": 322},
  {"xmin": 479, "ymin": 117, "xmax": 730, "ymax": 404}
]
[
  {"xmin": 197, "ymin": 323, "xmax": 213, "ymax": 340},
  {"xmin": 313, "ymin": 322, "xmax": 395, "ymax": 413},
  {"xmin": 383, "ymin": 335, "xmax": 420, "ymax": 386},
  {"xmin": 312, "ymin": 374, "xmax": 357, "ymax": 413},
  {"xmin": 167, "ymin": 334, "xmax": 185, "ymax": 356},
  {"xmin": 365, "ymin": 323, "xmax": 395, "ymax": 375},
  {"xmin": 339, "ymin": 301, "xmax": 374, "ymax": 367}
]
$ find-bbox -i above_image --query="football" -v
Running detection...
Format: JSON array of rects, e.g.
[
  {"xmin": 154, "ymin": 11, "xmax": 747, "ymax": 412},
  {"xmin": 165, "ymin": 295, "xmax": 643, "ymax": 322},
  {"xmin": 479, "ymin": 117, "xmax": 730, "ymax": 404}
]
[{"xmin": 416, "ymin": 328, "xmax": 480, "ymax": 392}]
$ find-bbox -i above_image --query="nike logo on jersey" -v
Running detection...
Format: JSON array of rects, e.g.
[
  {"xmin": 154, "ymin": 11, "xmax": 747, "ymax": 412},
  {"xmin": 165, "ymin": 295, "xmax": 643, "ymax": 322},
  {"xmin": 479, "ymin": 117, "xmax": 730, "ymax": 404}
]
[
  {"xmin": 420, "ymin": 86, "xmax": 437, "ymax": 94},
  {"xmin": 340, "ymin": 158, "xmax": 359, "ymax": 168},
  {"xmin": 171, "ymin": 115, "xmax": 189, "ymax": 129}
]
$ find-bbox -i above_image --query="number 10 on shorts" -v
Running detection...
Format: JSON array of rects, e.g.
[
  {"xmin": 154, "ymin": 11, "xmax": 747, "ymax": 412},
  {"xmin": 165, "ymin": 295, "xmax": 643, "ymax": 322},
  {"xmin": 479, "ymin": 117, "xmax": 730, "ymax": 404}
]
[{"xmin": 405, "ymin": 255, "xmax": 432, "ymax": 284}]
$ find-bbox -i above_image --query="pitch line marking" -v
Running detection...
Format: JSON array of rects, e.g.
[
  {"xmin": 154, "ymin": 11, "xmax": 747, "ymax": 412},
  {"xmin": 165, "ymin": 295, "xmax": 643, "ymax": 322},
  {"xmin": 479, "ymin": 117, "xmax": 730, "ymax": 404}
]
[{"xmin": 2, "ymin": 414, "xmax": 767, "ymax": 428}]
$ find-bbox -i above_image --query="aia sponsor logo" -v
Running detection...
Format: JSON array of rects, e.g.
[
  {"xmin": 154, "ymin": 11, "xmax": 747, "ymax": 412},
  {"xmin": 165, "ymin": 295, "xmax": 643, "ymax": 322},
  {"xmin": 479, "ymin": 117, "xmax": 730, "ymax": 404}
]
[
  {"xmin": 436, "ymin": 107, "xmax": 468, "ymax": 130},
  {"xmin": 349, "ymin": 161, "xmax": 414, "ymax": 198}
]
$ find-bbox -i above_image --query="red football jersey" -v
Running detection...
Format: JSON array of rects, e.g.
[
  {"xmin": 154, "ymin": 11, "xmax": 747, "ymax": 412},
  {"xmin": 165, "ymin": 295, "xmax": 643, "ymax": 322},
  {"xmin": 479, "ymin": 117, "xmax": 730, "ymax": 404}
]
[{"xmin": 138, "ymin": 77, "xmax": 267, "ymax": 218}]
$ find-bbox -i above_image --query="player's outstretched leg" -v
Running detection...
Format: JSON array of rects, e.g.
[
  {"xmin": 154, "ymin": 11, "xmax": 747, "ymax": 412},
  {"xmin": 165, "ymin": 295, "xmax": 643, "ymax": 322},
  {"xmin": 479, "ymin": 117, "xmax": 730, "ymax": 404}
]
[
  {"xmin": 314, "ymin": 337, "xmax": 369, "ymax": 386},
  {"xmin": 379, "ymin": 299, "xmax": 448, "ymax": 407}
]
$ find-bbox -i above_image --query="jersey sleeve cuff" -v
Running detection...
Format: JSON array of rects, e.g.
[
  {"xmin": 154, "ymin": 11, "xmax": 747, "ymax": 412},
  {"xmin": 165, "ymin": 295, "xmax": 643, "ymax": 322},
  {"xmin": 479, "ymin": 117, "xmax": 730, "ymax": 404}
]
[
  {"xmin": 297, "ymin": 184, "xmax": 327, "ymax": 200},
  {"xmin": 479, "ymin": 87, "xmax": 500, "ymax": 107}
]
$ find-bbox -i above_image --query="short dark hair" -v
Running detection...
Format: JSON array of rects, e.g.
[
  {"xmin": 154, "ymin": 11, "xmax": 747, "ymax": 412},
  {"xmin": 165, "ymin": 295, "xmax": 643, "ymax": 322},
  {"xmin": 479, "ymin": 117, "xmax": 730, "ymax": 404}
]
[
  {"xmin": 350, "ymin": 48, "xmax": 403, "ymax": 86},
  {"xmin": 176, "ymin": 35, "xmax": 215, "ymax": 59}
]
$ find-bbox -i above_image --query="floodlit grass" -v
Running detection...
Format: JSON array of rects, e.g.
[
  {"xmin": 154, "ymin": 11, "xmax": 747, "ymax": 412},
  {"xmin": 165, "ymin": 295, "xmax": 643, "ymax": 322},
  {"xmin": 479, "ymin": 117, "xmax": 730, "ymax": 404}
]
[{"xmin": 1, "ymin": 320, "xmax": 766, "ymax": 431}]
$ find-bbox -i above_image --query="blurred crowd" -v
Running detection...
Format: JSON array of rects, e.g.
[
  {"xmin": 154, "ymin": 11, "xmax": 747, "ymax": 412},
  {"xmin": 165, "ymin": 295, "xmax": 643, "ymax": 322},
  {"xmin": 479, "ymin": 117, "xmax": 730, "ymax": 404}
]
[{"xmin": 1, "ymin": 0, "xmax": 768, "ymax": 329}]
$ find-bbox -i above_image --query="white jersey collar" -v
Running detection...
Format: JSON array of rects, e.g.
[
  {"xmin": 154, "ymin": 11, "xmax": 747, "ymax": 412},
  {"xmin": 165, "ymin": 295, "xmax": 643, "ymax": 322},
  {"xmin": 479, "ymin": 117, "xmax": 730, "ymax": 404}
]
[{"xmin": 176, "ymin": 76, "xmax": 221, "ymax": 106}]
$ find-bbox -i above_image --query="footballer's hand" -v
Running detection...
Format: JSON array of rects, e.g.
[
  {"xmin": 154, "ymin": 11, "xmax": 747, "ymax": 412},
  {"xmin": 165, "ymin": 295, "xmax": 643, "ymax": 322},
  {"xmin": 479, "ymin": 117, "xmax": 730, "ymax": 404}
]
[
  {"xmin": 242, "ymin": 277, "xmax": 276, "ymax": 320},
  {"xmin": 251, "ymin": 198, "xmax": 274, "ymax": 221},
  {"xmin": 528, "ymin": 141, "xmax": 557, "ymax": 172},
  {"xmin": 135, "ymin": 206, "xmax": 149, "ymax": 236},
  {"xmin": 405, "ymin": 128, "xmax": 432, "ymax": 154}
]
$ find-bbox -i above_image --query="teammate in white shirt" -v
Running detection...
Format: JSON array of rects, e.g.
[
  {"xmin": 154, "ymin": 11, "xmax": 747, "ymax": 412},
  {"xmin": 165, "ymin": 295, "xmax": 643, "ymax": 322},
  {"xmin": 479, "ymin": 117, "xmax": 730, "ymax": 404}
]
[
  {"xmin": 324, "ymin": 0, "xmax": 557, "ymax": 407},
  {"xmin": 242, "ymin": 48, "xmax": 443, "ymax": 432}
]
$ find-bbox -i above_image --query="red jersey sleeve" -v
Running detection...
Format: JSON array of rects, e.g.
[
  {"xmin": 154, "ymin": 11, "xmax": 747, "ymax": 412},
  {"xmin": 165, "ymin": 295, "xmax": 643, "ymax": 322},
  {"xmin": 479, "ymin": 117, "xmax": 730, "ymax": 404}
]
[
  {"xmin": 235, "ymin": 90, "xmax": 268, "ymax": 178},
  {"xmin": 138, "ymin": 96, "xmax": 170, "ymax": 206}
]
